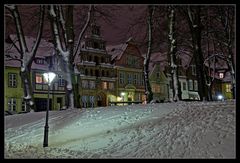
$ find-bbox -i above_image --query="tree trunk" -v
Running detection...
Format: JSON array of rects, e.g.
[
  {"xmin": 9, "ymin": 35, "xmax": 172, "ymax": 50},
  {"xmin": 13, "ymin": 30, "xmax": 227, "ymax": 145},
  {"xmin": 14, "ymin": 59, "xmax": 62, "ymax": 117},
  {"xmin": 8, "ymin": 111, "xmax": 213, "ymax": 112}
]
[
  {"xmin": 143, "ymin": 5, "xmax": 154, "ymax": 103},
  {"xmin": 187, "ymin": 6, "xmax": 208, "ymax": 101},
  {"xmin": 168, "ymin": 7, "xmax": 179, "ymax": 102},
  {"xmin": 6, "ymin": 5, "xmax": 45, "ymax": 111},
  {"xmin": 65, "ymin": 5, "xmax": 81, "ymax": 108}
]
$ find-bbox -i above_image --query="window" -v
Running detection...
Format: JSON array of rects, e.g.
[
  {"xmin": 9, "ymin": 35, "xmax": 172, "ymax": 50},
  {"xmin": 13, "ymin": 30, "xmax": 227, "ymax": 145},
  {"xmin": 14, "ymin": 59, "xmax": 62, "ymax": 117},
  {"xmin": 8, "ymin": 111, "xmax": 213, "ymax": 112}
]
[
  {"xmin": 22, "ymin": 100, "xmax": 27, "ymax": 111},
  {"xmin": 88, "ymin": 55, "xmax": 92, "ymax": 62},
  {"xmin": 89, "ymin": 96, "xmax": 95, "ymax": 108},
  {"xmin": 133, "ymin": 74, "xmax": 137, "ymax": 85},
  {"xmin": 119, "ymin": 72, "xmax": 124, "ymax": 84},
  {"xmin": 156, "ymin": 72, "xmax": 160, "ymax": 78},
  {"xmin": 8, "ymin": 98, "xmax": 16, "ymax": 112},
  {"xmin": 188, "ymin": 80, "xmax": 193, "ymax": 90},
  {"xmin": 81, "ymin": 96, "xmax": 88, "ymax": 108},
  {"xmin": 58, "ymin": 75, "xmax": 65, "ymax": 87},
  {"xmin": 35, "ymin": 73, "xmax": 47, "ymax": 84},
  {"xmin": 102, "ymin": 82, "xmax": 107, "ymax": 89},
  {"xmin": 36, "ymin": 74, "xmax": 43, "ymax": 83},
  {"xmin": 35, "ymin": 58, "xmax": 44, "ymax": 64},
  {"xmin": 194, "ymin": 80, "xmax": 198, "ymax": 91},
  {"xmin": 109, "ymin": 82, "xmax": 114, "ymax": 90},
  {"xmin": 93, "ymin": 42, "xmax": 99, "ymax": 49},
  {"xmin": 226, "ymin": 84, "xmax": 231, "ymax": 93},
  {"xmin": 127, "ymin": 73, "xmax": 132, "ymax": 84},
  {"xmin": 219, "ymin": 72, "xmax": 224, "ymax": 79},
  {"xmin": 182, "ymin": 82, "xmax": 187, "ymax": 91},
  {"xmin": 85, "ymin": 69, "xmax": 89, "ymax": 76},
  {"xmin": 102, "ymin": 70, "xmax": 105, "ymax": 77},
  {"xmin": 152, "ymin": 83, "xmax": 160, "ymax": 93},
  {"xmin": 82, "ymin": 80, "xmax": 88, "ymax": 89},
  {"xmin": 101, "ymin": 57, "xmax": 105, "ymax": 63},
  {"xmin": 89, "ymin": 81, "xmax": 95, "ymax": 89},
  {"xmin": 8, "ymin": 73, "xmax": 17, "ymax": 88},
  {"xmin": 191, "ymin": 65, "xmax": 196, "ymax": 75}
]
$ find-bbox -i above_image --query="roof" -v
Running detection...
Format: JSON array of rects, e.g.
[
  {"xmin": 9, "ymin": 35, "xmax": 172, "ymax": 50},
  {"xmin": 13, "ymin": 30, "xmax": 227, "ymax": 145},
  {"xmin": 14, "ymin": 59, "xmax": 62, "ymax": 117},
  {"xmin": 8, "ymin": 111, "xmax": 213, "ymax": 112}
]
[
  {"xmin": 5, "ymin": 34, "xmax": 54, "ymax": 70},
  {"xmin": 106, "ymin": 43, "xmax": 128, "ymax": 61}
]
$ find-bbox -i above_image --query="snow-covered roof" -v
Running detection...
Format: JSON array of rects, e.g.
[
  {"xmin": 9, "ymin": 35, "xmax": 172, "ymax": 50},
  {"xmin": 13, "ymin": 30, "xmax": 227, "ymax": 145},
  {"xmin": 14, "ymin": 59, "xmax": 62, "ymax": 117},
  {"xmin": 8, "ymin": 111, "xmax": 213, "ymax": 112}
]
[
  {"xmin": 5, "ymin": 34, "xmax": 55, "ymax": 70},
  {"xmin": 106, "ymin": 43, "xmax": 128, "ymax": 61}
]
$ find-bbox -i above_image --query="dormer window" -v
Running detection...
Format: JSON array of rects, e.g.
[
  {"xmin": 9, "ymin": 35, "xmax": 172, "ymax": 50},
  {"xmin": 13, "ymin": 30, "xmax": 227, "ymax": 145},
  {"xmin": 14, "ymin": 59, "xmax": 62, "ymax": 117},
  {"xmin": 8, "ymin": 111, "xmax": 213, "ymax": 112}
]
[{"xmin": 35, "ymin": 58, "xmax": 44, "ymax": 64}]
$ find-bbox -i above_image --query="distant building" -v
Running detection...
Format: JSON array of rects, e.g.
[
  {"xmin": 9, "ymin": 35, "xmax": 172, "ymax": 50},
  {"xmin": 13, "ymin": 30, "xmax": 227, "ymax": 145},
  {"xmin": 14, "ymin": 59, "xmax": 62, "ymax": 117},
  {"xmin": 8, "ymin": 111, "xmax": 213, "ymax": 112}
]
[{"xmin": 107, "ymin": 38, "xmax": 145, "ymax": 104}]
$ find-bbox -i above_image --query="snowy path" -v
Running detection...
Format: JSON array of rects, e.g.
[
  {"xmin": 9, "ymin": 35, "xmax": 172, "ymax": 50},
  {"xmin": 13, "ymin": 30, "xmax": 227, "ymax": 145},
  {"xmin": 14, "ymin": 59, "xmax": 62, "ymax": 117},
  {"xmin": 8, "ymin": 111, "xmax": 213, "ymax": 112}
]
[{"xmin": 4, "ymin": 100, "xmax": 235, "ymax": 158}]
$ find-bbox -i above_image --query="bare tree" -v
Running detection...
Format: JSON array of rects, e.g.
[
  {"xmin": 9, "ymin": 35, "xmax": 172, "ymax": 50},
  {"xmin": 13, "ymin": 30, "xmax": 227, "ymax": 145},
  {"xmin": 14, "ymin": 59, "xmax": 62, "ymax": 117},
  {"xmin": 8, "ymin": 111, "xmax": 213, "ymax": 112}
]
[
  {"xmin": 143, "ymin": 5, "xmax": 155, "ymax": 103},
  {"xmin": 168, "ymin": 6, "xmax": 179, "ymax": 102},
  {"xmin": 215, "ymin": 6, "xmax": 235, "ymax": 98},
  {"xmin": 184, "ymin": 6, "xmax": 208, "ymax": 101},
  {"xmin": 48, "ymin": 5, "xmax": 92, "ymax": 109},
  {"xmin": 5, "ymin": 5, "xmax": 45, "ymax": 111}
]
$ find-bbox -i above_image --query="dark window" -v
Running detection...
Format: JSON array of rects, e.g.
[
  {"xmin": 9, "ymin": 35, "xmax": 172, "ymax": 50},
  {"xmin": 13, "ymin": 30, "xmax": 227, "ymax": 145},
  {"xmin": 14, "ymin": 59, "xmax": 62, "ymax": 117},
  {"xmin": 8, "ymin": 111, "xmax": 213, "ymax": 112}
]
[
  {"xmin": 94, "ymin": 56, "xmax": 99, "ymax": 65},
  {"xmin": 58, "ymin": 75, "xmax": 65, "ymax": 87},
  {"xmin": 102, "ymin": 70, "xmax": 105, "ymax": 77},
  {"xmin": 85, "ymin": 69, "xmax": 88, "ymax": 76},
  {"xmin": 101, "ymin": 57, "xmax": 105, "ymax": 63},
  {"xmin": 95, "ymin": 70, "xmax": 99, "ymax": 77},
  {"xmin": 93, "ymin": 42, "xmax": 99, "ymax": 49},
  {"xmin": 8, "ymin": 73, "xmax": 17, "ymax": 88}
]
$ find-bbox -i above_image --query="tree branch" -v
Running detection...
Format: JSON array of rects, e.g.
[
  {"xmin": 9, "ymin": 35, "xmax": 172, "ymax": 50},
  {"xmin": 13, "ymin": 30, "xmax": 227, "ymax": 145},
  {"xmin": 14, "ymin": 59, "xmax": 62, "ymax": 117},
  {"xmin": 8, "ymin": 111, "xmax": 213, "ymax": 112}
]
[{"xmin": 73, "ymin": 5, "xmax": 92, "ymax": 59}]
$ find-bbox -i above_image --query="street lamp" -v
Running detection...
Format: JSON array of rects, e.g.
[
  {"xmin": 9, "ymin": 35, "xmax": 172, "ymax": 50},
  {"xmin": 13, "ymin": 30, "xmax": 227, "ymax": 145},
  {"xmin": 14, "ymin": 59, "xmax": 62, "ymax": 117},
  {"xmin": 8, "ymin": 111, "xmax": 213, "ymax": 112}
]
[{"xmin": 43, "ymin": 72, "xmax": 56, "ymax": 147}]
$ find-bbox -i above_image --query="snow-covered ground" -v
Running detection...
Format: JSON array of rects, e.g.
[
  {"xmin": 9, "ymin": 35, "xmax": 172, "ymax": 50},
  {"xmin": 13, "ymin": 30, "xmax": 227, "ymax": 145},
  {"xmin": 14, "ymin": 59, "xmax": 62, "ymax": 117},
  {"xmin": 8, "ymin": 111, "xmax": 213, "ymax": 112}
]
[{"xmin": 4, "ymin": 100, "xmax": 236, "ymax": 159}]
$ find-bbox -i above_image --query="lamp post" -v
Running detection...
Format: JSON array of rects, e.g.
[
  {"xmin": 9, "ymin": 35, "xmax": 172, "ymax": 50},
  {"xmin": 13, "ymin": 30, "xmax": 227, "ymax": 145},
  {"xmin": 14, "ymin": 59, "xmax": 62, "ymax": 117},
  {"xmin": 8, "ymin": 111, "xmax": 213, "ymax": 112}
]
[{"xmin": 43, "ymin": 72, "xmax": 56, "ymax": 147}]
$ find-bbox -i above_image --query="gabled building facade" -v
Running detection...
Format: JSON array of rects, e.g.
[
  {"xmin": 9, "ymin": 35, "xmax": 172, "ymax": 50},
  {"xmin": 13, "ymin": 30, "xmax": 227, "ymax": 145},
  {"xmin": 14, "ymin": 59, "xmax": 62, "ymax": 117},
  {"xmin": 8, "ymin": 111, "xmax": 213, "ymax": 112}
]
[
  {"xmin": 76, "ymin": 22, "xmax": 117, "ymax": 107},
  {"xmin": 107, "ymin": 38, "xmax": 145, "ymax": 103}
]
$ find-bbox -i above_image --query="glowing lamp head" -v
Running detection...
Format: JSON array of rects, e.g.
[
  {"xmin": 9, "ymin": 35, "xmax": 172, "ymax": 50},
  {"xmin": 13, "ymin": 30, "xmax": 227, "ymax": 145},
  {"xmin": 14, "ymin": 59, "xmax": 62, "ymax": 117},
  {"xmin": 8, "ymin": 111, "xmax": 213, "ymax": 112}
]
[
  {"xmin": 121, "ymin": 92, "xmax": 125, "ymax": 96},
  {"xmin": 43, "ymin": 72, "xmax": 56, "ymax": 85},
  {"xmin": 217, "ymin": 94, "xmax": 224, "ymax": 101}
]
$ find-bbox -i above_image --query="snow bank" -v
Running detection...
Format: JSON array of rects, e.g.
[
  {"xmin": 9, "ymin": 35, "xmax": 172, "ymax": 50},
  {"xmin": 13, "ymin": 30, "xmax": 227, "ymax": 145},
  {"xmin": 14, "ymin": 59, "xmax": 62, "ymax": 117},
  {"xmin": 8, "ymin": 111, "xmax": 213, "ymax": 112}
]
[{"xmin": 4, "ymin": 100, "xmax": 236, "ymax": 159}]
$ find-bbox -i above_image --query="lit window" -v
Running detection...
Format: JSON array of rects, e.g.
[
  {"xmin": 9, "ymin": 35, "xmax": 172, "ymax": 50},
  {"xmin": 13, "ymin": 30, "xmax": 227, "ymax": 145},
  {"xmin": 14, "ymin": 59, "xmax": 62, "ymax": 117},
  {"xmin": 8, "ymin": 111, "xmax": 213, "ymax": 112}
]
[
  {"xmin": 226, "ymin": 84, "xmax": 231, "ymax": 92},
  {"xmin": 219, "ymin": 73, "xmax": 224, "ymax": 79},
  {"xmin": 8, "ymin": 98, "xmax": 16, "ymax": 112},
  {"xmin": 152, "ymin": 83, "xmax": 160, "ymax": 93},
  {"xmin": 36, "ymin": 73, "xmax": 43, "ymax": 84},
  {"xmin": 8, "ymin": 73, "xmax": 17, "ymax": 88},
  {"xmin": 109, "ymin": 82, "xmax": 114, "ymax": 90},
  {"xmin": 102, "ymin": 82, "xmax": 107, "ymax": 89}
]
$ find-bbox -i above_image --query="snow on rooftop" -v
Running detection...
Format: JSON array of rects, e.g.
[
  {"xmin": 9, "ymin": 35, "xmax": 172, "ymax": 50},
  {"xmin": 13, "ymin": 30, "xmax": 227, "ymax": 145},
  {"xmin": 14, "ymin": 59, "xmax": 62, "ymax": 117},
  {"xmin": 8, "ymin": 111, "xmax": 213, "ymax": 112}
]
[{"xmin": 5, "ymin": 100, "xmax": 236, "ymax": 158}]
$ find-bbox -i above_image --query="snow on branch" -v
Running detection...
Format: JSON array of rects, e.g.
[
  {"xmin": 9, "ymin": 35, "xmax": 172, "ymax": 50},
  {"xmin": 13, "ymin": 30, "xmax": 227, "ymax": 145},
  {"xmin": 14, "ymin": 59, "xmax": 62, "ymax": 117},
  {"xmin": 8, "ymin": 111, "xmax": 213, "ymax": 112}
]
[{"xmin": 73, "ymin": 5, "xmax": 92, "ymax": 59}]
